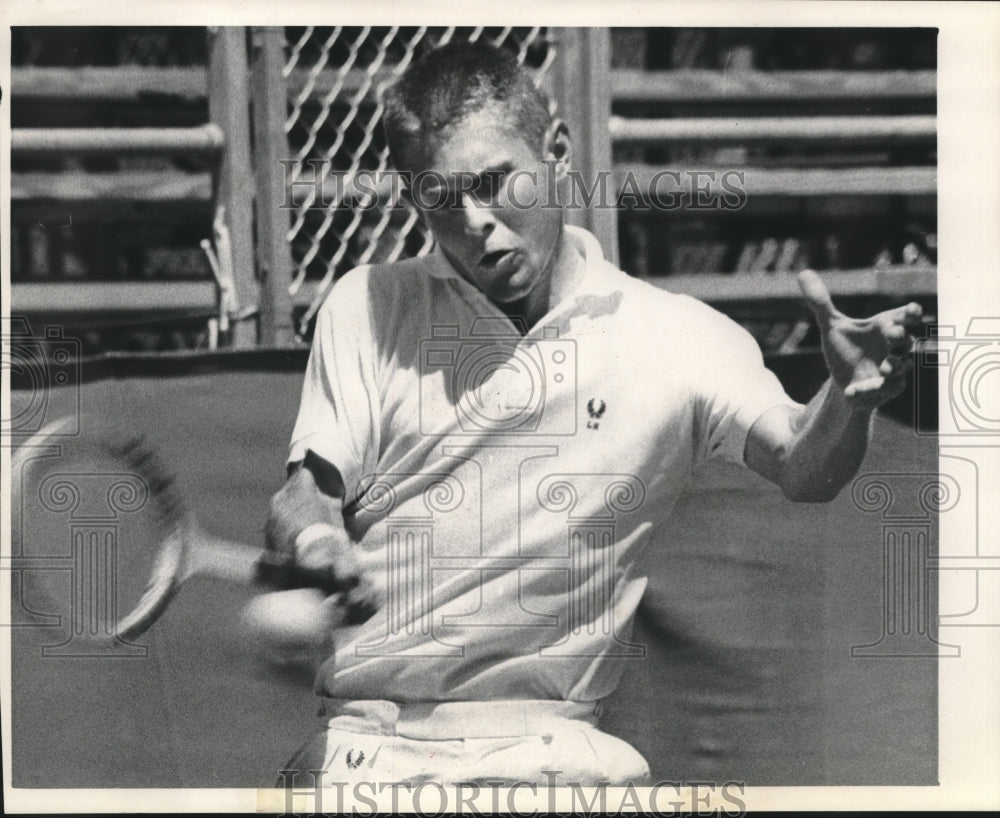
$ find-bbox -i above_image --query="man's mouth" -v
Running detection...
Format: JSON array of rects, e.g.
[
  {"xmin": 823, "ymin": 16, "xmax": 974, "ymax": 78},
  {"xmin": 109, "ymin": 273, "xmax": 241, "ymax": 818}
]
[{"xmin": 480, "ymin": 249, "xmax": 514, "ymax": 269}]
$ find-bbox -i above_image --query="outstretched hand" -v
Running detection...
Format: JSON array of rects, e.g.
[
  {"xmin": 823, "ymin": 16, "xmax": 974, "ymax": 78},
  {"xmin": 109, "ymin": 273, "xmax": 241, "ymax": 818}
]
[{"xmin": 798, "ymin": 269, "xmax": 923, "ymax": 409}]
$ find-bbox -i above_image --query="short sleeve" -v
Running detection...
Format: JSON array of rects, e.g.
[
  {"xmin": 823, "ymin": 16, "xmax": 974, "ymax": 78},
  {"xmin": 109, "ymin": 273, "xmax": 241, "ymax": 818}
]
[
  {"xmin": 691, "ymin": 302, "xmax": 801, "ymax": 465},
  {"xmin": 287, "ymin": 267, "xmax": 381, "ymax": 499}
]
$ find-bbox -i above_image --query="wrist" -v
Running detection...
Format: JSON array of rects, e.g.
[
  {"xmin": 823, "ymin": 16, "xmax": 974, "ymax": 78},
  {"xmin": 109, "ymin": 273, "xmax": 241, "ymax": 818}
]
[
  {"xmin": 295, "ymin": 522, "xmax": 340, "ymax": 552},
  {"xmin": 821, "ymin": 379, "xmax": 877, "ymax": 445},
  {"xmin": 827, "ymin": 377, "xmax": 877, "ymax": 418},
  {"xmin": 293, "ymin": 523, "xmax": 347, "ymax": 571}
]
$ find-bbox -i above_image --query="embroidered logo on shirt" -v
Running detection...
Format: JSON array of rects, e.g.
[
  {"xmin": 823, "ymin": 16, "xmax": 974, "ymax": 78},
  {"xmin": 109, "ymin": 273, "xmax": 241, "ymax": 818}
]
[
  {"xmin": 345, "ymin": 749, "xmax": 365, "ymax": 769},
  {"xmin": 587, "ymin": 398, "xmax": 607, "ymax": 430}
]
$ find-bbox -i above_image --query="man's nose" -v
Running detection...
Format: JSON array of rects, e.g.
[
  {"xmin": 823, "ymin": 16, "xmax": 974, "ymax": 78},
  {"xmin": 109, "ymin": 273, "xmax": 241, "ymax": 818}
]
[{"xmin": 459, "ymin": 192, "xmax": 496, "ymax": 235}]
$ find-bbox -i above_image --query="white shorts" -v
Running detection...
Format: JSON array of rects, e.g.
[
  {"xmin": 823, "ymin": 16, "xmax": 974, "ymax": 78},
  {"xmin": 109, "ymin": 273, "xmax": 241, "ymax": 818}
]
[{"xmin": 281, "ymin": 698, "xmax": 651, "ymax": 787}]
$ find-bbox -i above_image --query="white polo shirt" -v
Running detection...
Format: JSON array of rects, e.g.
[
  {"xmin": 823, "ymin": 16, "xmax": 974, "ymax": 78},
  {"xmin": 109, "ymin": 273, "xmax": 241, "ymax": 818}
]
[{"xmin": 289, "ymin": 226, "xmax": 799, "ymax": 703}]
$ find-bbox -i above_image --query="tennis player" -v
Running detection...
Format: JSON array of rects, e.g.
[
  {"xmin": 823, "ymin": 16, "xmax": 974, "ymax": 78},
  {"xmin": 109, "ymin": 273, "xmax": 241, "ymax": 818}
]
[{"xmin": 255, "ymin": 41, "xmax": 922, "ymax": 787}]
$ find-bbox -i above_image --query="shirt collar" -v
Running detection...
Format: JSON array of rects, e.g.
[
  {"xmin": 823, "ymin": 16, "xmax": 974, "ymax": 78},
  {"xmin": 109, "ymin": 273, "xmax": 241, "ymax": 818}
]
[{"xmin": 564, "ymin": 224, "xmax": 606, "ymax": 269}]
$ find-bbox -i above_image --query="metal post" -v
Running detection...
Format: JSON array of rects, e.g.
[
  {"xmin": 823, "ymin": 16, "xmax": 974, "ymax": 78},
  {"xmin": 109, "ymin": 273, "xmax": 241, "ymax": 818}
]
[
  {"xmin": 250, "ymin": 26, "xmax": 295, "ymax": 346},
  {"xmin": 545, "ymin": 28, "xmax": 619, "ymax": 266},
  {"xmin": 207, "ymin": 27, "xmax": 258, "ymax": 347}
]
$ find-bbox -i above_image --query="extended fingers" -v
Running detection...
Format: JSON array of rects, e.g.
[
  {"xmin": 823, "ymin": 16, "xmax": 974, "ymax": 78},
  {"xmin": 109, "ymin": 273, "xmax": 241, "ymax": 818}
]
[
  {"xmin": 798, "ymin": 269, "xmax": 839, "ymax": 326},
  {"xmin": 881, "ymin": 301, "xmax": 924, "ymax": 331},
  {"xmin": 882, "ymin": 322, "xmax": 916, "ymax": 354},
  {"xmin": 844, "ymin": 374, "xmax": 907, "ymax": 402},
  {"xmin": 844, "ymin": 374, "xmax": 886, "ymax": 398},
  {"xmin": 844, "ymin": 356, "xmax": 911, "ymax": 401},
  {"xmin": 879, "ymin": 354, "xmax": 914, "ymax": 378},
  {"xmin": 875, "ymin": 301, "xmax": 922, "ymax": 353}
]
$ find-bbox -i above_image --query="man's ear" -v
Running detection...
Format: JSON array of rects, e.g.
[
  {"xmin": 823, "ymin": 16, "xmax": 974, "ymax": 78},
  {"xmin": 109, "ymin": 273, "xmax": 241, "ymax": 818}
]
[{"xmin": 543, "ymin": 119, "xmax": 572, "ymax": 177}]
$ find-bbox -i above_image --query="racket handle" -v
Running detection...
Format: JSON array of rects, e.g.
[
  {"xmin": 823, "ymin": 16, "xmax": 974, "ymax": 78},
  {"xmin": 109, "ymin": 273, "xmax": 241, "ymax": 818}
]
[
  {"xmin": 255, "ymin": 551, "xmax": 355, "ymax": 594},
  {"xmin": 253, "ymin": 552, "xmax": 377, "ymax": 625}
]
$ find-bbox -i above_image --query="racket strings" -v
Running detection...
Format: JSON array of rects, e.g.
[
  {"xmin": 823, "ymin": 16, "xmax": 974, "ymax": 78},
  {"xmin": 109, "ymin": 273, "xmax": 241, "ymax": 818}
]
[
  {"xmin": 98, "ymin": 434, "xmax": 191, "ymax": 641},
  {"xmin": 112, "ymin": 436, "xmax": 187, "ymax": 526}
]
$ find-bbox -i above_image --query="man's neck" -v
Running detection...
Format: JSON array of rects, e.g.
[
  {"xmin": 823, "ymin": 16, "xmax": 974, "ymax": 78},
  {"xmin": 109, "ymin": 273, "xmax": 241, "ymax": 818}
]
[{"xmin": 501, "ymin": 229, "xmax": 586, "ymax": 332}]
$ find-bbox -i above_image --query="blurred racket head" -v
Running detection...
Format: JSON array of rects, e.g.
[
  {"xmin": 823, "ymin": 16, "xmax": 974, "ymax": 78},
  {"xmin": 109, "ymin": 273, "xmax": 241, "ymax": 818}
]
[{"xmin": 12, "ymin": 415, "xmax": 191, "ymax": 647}]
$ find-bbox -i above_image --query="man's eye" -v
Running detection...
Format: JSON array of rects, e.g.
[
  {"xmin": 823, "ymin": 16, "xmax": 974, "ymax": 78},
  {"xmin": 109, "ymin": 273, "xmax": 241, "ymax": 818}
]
[
  {"xmin": 480, "ymin": 172, "xmax": 506, "ymax": 199},
  {"xmin": 409, "ymin": 183, "xmax": 450, "ymax": 208}
]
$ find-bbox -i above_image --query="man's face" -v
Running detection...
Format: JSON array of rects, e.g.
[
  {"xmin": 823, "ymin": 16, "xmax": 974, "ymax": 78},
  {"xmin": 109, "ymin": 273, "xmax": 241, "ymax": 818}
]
[{"xmin": 407, "ymin": 105, "xmax": 565, "ymax": 306}]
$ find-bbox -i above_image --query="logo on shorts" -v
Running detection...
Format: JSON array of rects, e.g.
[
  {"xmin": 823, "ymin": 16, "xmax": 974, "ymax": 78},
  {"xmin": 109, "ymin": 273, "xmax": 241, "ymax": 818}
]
[{"xmin": 587, "ymin": 398, "xmax": 607, "ymax": 430}]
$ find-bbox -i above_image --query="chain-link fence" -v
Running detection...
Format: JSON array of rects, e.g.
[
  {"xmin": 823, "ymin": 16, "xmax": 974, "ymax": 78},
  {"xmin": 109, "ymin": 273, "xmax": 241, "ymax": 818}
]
[{"xmin": 278, "ymin": 26, "xmax": 557, "ymax": 338}]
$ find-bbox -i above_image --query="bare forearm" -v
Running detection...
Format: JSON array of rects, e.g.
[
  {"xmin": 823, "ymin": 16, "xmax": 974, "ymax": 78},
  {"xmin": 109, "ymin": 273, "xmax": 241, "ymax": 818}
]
[
  {"xmin": 747, "ymin": 270, "xmax": 919, "ymax": 503},
  {"xmin": 263, "ymin": 453, "xmax": 377, "ymax": 622},
  {"xmin": 779, "ymin": 378, "xmax": 875, "ymax": 502},
  {"xmin": 266, "ymin": 452, "xmax": 347, "ymax": 555}
]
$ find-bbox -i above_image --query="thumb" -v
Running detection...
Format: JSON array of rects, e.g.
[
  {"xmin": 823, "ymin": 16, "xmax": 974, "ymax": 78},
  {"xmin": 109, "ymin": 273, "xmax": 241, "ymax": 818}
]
[{"xmin": 798, "ymin": 269, "xmax": 837, "ymax": 328}]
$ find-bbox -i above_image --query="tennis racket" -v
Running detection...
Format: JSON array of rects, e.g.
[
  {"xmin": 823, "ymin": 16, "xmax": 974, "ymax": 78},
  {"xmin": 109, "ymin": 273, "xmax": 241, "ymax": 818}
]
[{"xmin": 11, "ymin": 415, "xmax": 375, "ymax": 644}]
